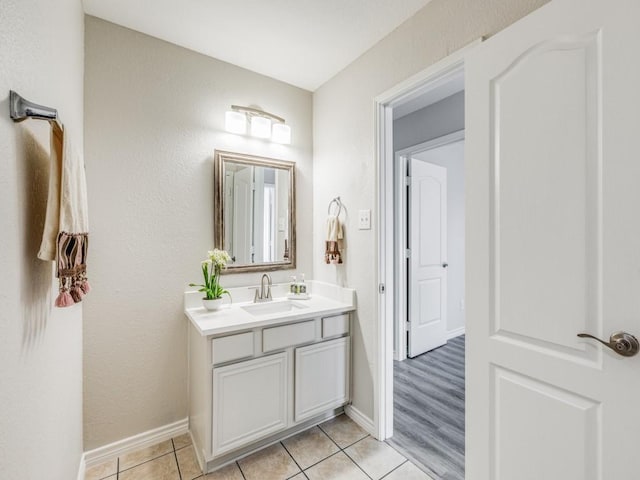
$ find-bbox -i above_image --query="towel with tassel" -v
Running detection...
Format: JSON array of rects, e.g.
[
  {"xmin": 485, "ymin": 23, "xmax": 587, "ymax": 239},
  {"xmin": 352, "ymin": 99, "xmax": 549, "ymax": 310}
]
[
  {"xmin": 38, "ymin": 122, "xmax": 91, "ymax": 307},
  {"xmin": 325, "ymin": 214, "xmax": 343, "ymax": 264}
]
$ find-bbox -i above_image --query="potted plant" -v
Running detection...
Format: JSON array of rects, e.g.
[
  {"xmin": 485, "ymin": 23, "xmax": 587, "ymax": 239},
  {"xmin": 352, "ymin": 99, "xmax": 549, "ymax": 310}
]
[{"xmin": 190, "ymin": 249, "xmax": 232, "ymax": 310}]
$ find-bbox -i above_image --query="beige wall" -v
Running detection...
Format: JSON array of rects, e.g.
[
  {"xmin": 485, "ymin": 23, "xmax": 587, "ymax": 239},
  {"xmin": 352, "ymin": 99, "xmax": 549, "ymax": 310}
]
[
  {"xmin": 0, "ymin": 1, "xmax": 85, "ymax": 478},
  {"xmin": 83, "ymin": 17, "xmax": 313, "ymax": 449},
  {"xmin": 312, "ymin": 0, "xmax": 549, "ymax": 421}
]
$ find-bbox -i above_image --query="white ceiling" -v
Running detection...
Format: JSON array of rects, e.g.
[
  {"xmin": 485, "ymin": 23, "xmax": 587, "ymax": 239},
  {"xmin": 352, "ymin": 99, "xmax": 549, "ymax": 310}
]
[{"xmin": 82, "ymin": 0, "xmax": 433, "ymax": 91}]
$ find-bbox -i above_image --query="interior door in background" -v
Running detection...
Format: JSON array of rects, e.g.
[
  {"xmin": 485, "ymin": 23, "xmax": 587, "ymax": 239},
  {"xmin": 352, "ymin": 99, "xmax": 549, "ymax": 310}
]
[{"xmin": 408, "ymin": 159, "xmax": 447, "ymax": 357}]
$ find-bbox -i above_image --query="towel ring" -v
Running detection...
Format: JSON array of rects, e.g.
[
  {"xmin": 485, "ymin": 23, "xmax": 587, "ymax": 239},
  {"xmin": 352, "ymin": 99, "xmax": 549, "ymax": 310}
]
[{"xmin": 328, "ymin": 197, "xmax": 343, "ymax": 217}]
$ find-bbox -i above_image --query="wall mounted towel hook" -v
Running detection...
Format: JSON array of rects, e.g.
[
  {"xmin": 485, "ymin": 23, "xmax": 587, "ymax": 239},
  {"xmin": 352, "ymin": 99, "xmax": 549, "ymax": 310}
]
[{"xmin": 328, "ymin": 197, "xmax": 343, "ymax": 217}]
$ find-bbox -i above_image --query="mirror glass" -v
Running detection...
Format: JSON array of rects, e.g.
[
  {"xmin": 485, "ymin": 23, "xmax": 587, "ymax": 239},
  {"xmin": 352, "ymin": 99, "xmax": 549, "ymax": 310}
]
[{"xmin": 214, "ymin": 151, "xmax": 295, "ymax": 273}]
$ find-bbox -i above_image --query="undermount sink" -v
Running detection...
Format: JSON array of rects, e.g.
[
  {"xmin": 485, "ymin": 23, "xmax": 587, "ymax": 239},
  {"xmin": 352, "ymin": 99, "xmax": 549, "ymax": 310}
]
[{"xmin": 241, "ymin": 299, "xmax": 308, "ymax": 316}]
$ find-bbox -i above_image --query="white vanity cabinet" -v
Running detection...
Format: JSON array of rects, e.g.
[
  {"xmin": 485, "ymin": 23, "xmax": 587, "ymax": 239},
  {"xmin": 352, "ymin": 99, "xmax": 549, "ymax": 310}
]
[
  {"xmin": 294, "ymin": 336, "xmax": 349, "ymax": 422},
  {"xmin": 187, "ymin": 309, "xmax": 352, "ymax": 473},
  {"xmin": 212, "ymin": 352, "xmax": 288, "ymax": 456}
]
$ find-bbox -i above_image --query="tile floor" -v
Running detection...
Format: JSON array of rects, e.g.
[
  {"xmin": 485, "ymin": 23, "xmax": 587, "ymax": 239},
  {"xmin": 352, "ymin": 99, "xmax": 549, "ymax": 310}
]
[{"xmin": 85, "ymin": 414, "xmax": 435, "ymax": 480}]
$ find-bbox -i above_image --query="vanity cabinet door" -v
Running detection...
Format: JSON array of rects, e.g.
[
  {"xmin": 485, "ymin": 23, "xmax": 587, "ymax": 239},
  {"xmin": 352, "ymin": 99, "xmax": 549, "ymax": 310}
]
[
  {"xmin": 212, "ymin": 352, "xmax": 288, "ymax": 456},
  {"xmin": 294, "ymin": 337, "xmax": 350, "ymax": 422}
]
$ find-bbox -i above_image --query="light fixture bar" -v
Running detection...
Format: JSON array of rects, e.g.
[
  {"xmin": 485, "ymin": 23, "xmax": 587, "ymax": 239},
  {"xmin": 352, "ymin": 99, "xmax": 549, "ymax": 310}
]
[
  {"xmin": 230, "ymin": 105, "xmax": 285, "ymax": 124},
  {"xmin": 225, "ymin": 105, "xmax": 291, "ymax": 144}
]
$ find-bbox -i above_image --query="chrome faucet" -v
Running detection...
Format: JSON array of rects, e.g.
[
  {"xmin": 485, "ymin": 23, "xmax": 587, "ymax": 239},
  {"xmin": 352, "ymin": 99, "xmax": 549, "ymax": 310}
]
[{"xmin": 254, "ymin": 273, "xmax": 273, "ymax": 303}]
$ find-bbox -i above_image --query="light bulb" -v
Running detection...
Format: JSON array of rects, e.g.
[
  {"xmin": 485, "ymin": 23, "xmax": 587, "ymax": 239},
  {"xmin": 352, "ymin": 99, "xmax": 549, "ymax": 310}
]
[
  {"xmin": 250, "ymin": 116, "xmax": 271, "ymax": 139},
  {"xmin": 225, "ymin": 111, "xmax": 246, "ymax": 135}
]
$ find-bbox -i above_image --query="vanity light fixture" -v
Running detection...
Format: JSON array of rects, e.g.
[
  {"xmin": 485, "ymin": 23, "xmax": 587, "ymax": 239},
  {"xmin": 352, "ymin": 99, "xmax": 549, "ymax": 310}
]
[
  {"xmin": 250, "ymin": 115, "xmax": 272, "ymax": 139},
  {"xmin": 224, "ymin": 105, "xmax": 291, "ymax": 144}
]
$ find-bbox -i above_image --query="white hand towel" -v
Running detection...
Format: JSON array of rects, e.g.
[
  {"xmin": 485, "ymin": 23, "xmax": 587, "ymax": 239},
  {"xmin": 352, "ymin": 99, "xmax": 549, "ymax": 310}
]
[
  {"xmin": 325, "ymin": 214, "xmax": 343, "ymax": 264},
  {"xmin": 38, "ymin": 125, "xmax": 63, "ymax": 261},
  {"xmin": 38, "ymin": 123, "xmax": 91, "ymax": 307},
  {"xmin": 326, "ymin": 215, "xmax": 343, "ymax": 242}
]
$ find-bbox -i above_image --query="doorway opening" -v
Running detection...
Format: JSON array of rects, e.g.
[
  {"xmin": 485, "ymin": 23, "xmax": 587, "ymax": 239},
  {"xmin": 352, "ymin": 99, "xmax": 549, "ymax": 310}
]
[
  {"xmin": 374, "ymin": 45, "xmax": 473, "ymax": 480},
  {"xmin": 389, "ymin": 130, "xmax": 465, "ymax": 480},
  {"xmin": 395, "ymin": 130, "xmax": 465, "ymax": 362}
]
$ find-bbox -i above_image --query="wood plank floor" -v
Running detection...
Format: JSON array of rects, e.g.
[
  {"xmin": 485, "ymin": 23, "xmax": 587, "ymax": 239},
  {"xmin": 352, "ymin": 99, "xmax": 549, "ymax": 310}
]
[{"xmin": 386, "ymin": 335, "xmax": 465, "ymax": 480}]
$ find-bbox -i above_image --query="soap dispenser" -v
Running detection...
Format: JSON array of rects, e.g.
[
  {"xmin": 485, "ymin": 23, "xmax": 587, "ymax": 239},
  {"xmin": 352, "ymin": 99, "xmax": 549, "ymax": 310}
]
[
  {"xmin": 299, "ymin": 273, "xmax": 307, "ymax": 295},
  {"xmin": 290, "ymin": 275, "xmax": 298, "ymax": 294}
]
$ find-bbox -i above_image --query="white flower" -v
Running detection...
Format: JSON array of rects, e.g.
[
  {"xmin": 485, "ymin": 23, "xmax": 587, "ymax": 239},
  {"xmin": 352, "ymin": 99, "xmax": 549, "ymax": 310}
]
[{"xmin": 208, "ymin": 249, "xmax": 231, "ymax": 269}]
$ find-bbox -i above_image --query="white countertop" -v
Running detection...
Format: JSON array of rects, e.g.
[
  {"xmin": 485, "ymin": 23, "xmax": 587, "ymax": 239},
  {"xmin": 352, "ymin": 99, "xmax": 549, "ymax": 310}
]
[{"xmin": 184, "ymin": 280, "xmax": 356, "ymax": 337}]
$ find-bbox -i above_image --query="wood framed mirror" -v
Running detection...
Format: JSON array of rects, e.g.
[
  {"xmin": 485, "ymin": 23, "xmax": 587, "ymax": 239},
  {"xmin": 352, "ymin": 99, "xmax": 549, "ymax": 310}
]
[{"xmin": 214, "ymin": 150, "xmax": 296, "ymax": 273}]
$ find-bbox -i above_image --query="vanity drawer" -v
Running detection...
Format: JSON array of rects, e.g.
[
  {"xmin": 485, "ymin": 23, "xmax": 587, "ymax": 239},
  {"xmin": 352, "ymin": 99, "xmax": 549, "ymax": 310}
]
[
  {"xmin": 263, "ymin": 320, "xmax": 316, "ymax": 352},
  {"xmin": 212, "ymin": 332, "xmax": 254, "ymax": 365},
  {"xmin": 322, "ymin": 314, "xmax": 350, "ymax": 338}
]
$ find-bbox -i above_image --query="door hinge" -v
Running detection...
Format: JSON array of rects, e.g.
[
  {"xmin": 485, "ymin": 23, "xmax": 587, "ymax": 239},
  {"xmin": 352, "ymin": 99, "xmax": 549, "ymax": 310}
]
[
  {"xmin": 405, "ymin": 321, "xmax": 410, "ymax": 331},
  {"xmin": 378, "ymin": 283, "xmax": 385, "ymax": 294},
  {"xmin": 405, "ymin": 249, "xmax": 411, "ymax": 258},
  {"xmin": 404, "ymin": 176, "xmax": 411, "ymax": 186}
]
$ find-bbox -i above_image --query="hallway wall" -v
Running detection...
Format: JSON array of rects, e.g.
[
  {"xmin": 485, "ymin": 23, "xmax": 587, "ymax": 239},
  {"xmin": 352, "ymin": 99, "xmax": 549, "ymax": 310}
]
[
  {"xmin": 394, "ymin": 91, "xmax": 464, "ymax": 152},
  {"xmin": 0, "ymin": 1, "xmax": 85, "ymax": 478}
]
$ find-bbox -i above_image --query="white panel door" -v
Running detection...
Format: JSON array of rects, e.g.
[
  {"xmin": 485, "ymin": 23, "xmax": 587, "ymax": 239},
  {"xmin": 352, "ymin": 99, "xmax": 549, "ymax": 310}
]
[
  {"xmin": 466, "ymin": 1, "xmax": 640, "ymax": 479},
  {"xmin": 253, "ymin": 167, "xmax": 265, "ymax": 263},
  {"xmin": 232, "ymin": 166, "xmax": 253, "ymax": 265},
  {"xmin": 294, "ymin": 337, "xmax": 350, "ymax": 422},
  {"xmin": 408, "ymin": 159, "xmax": 448, "ymax": 357},
  {"xmin": 212, "ymin": 352, "xmax": 288, "ymax": 456}
]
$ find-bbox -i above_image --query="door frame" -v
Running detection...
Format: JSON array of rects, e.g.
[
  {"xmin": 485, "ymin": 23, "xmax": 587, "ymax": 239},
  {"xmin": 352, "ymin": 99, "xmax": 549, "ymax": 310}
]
[
  {"xmin": 374, "ymin": 40, "xmax": 479, "ymax": 440},
  {"xmin": 395, "ymin": 130, "xmax": 465, "ymax": 362}
]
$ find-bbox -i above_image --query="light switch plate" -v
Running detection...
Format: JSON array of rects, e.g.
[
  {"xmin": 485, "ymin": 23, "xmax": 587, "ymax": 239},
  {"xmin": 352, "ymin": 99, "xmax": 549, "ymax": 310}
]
[{"xmin": 358, "ymin": 209, "xmax": 371, "ymax": 230}]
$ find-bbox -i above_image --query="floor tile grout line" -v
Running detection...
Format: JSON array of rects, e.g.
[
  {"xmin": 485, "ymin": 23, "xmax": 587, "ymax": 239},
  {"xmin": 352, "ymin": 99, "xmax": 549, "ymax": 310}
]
[
  {"xmin": 280, "ymin": 441, "xmax": 304, "ymax": 477},
  {"xmin": 341, "ymin": 449, "xmax": 375, "ymax": 480},
  {"xmin": 316, "ymin": 425, "xmax": 340, "ymax": 448},
  {"xmin": 172, "ymin": 439, "xmax": 184, "ymax": 480},
  {"xmin": 383, "ymin": 440, "xmax": 410, "ymax": 460},
  {"xmin": 315, "ymin": 424, "xmax": 338, "ymax": 448},
  {"xmin": 316, "ymin": 422, "xmax": 369, "ymax": 452},
  {"xmin": 340, "ymin": 434, "xmax": 371, "ymax": 451},
  {"xmin": 316, "ymin": 424, "xmax": 344, "ymax": 452},
  {"xmin": 384, "ymin": 439, "xmax": 437, "ymax": 479},
  {"xmin": 117, "ymin": 450, "xmax": 176, "ymax": 475},
  {"xmin": 237, "ymin": 459, "xmax": 248, "ymax": 479},
  {"xmin": 284, "ymin": 432, "xmax": 340, "ymax": 474},
  {"xmin": 299, "ymin": 449, "xmax": 343, "ymax": 473},
  {"xmin": 379, "ymin": 459, "xmax": 409, "ymax": 479}
]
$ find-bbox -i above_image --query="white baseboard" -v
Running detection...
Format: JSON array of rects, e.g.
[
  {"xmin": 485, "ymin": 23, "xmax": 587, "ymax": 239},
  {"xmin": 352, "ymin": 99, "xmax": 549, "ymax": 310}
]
[
  {"xmin": 83, "ymin": 418, "xmax": 189, "ymax": 468},
  {"xmin": 344, "ymin": 405, "xmax": 376, "ymax": 437},
  {"xmin": 77, "ymin": 453, "xmax": 86, "ymax": 480},
  {"xmin": 446, "ymin": 327, "xmax": 465, "ymax": 340}
]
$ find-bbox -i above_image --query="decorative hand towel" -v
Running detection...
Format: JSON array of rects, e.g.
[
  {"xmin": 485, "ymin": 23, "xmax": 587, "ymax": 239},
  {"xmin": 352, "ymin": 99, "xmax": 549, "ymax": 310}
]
[
  {"xmin": 38, "ymin": 122, "xmax": 91, "ymax": 307},
  {"xmin": 325, "ymin": 214, "xmax": 343, "ymax": 264}
]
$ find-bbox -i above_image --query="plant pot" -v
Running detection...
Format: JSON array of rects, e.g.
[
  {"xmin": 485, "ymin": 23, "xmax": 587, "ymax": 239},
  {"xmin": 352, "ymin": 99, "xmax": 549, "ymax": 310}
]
[{"xmin": 202, "ymin": 298, "xmax": 223, "ymax": 311}]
